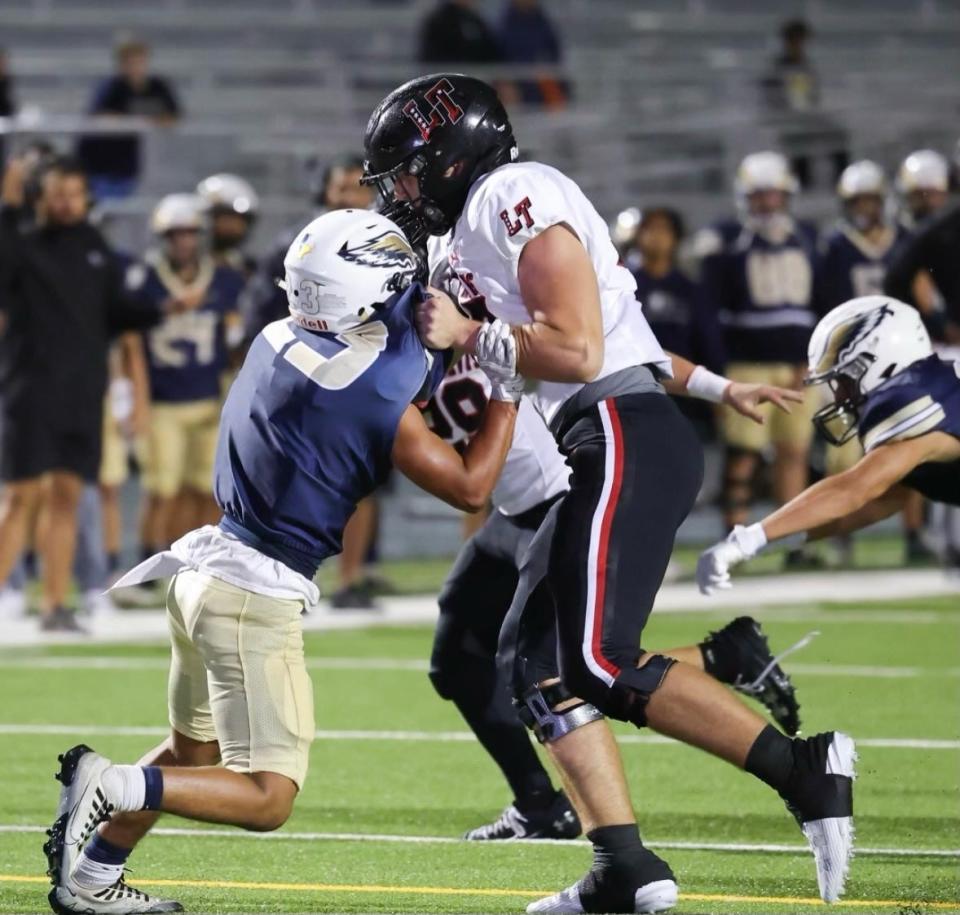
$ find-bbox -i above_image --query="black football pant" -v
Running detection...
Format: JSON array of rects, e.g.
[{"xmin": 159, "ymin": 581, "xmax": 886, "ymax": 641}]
[{"xmin": 498, "ymin": 393, "xmax": 703, "ymax": 725}]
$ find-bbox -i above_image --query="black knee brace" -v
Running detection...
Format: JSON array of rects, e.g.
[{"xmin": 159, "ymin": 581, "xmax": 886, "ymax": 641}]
[{"xmin": 601, "ymin": 654, "xmax": 677, "ymax": 728}]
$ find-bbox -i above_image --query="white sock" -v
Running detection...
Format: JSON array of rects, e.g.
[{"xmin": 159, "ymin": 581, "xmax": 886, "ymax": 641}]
[
  {"xmin": 72, "ymin": 849, "xmax": 124, "ymax": 890},
  {"xmin": 100, "ymin": 764, "xmax": 146, "ymax": 812}
]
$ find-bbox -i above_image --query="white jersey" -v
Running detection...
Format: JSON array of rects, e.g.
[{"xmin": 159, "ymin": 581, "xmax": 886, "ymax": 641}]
[
  {"xmin": 423, "ymin": 354, "xmax": 569, "ymax": 516},
  {"xmin": 441, "ymin": 161, "xmax": 671, "ymax": 426}
]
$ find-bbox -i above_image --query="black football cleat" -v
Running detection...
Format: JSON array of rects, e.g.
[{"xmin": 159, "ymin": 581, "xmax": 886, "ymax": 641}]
[
  {"xmin": 702, "ymin": 616, "xmax": 814, "ymax": 736},
  {"xmin": 464, "ymin": 790, "xmax": 581, "ymax": 840}
]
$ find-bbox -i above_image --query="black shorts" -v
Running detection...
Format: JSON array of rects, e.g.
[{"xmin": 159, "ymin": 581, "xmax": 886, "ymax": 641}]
[
  {"xmin": 497, "ymin": 392, "xmax": 703, "ymax": 715},
  {"xmin": 431, "ymin": 495, "xmax": 561, "ymax": 676},
  {"xmin": 0, "ymin": 402, "xmax": 102, "ymax": 483}
]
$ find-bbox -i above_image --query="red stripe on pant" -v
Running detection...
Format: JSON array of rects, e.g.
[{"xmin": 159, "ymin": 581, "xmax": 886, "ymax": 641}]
[{"xmin": 591, "ymin": 399, "xmax": 624, "ymax": 680}]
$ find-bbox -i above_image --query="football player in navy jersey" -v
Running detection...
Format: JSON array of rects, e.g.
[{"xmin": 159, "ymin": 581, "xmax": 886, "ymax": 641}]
[
  {"xmin": 195, "ymin": 173, "xmax": 259, "ymax": 278},
  {"xmin": 817, "ymin": 161, "xmax": 932, "ymax": 564},
  {"xmin": 130, "ymin": 193, "xmax": 246, "ymax": 575},
  {"xmin": 699, "ymin": 295, "xmax": 960, "ymax": 590},
  {"xmin": 43, "ymin": 209, "xmax": 522, "ymax": 915},
  {"xmin": 697, "ymin": 152, "xmax": 821, "ymax": 545}
]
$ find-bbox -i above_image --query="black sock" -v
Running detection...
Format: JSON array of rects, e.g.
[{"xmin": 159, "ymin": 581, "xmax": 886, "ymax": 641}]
[
  {"xmin": 578, "ymin": 825, "xmax": 673, "ymax": 913},
  {"xmin": 745, "ymin": 724, "xmax": 795, "ymax": 793}
]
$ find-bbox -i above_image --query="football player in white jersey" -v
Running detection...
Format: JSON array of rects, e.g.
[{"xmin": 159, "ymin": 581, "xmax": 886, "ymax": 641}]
[
  {"xmin": 364, "ymin": 75, "xmax": 854, "ymax": 912},
  {"xmin": 424, "ymin": 250, "xmax": 807, "ymax": 845}
]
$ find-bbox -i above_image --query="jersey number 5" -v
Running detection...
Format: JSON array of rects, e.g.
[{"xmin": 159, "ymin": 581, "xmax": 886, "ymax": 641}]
[{"xmin": 264, "ymin": 320, "xmax": 389, "ymax": 390}]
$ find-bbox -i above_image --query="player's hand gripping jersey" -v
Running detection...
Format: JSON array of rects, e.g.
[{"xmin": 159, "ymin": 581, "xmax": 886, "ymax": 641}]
[
  {"xmin": 130, "ymin": 255, "xmax": 245, "ymax": 402},
  {"xmin": 215, "ymin": 283, "xmax": 444, "ymax": 577},
  {"xmin": 439, "ymin": 161, "xmax": 670, "ymax": 425},
  {"xmin": 859, "ymin": 354, "xmax": 960, "ymax": 504}
]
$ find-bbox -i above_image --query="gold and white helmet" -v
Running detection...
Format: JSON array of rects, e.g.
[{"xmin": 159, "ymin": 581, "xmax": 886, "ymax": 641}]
[
  {"xmin": 196, "ymin": 173, "xmax": 259, "ymax": 217},
  {"xmin": 150, "ymin": 193, "xmax": 207, "ymax": 235},
  {"xmin": 806, "ymin": 296, "xmax": 931, "ymax": 444}
]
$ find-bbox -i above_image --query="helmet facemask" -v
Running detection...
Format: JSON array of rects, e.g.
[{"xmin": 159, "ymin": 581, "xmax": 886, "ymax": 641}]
[
  {"xmin": 807, "ymin": 354, "xmax": 874, "ymax": 446},
  {"xmin": 361, "ymin": 152, "xmax": 448, "ymax": 248}
]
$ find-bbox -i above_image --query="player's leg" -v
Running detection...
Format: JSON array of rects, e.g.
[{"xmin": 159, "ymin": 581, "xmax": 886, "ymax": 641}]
[
  {"xmin": 37, "ymin": 471, "xmax": 84, "ymax": 618},
  {"xmin": 0, "ymin": 478, "xmax": 43, "ymax": 585},
  {"xmin": 432, "ymin": 511, "xmax": 577, "ymax": 840},
  {"xmin": 332, "ymin": 495, "xmax": 379, "ymax": 608}
]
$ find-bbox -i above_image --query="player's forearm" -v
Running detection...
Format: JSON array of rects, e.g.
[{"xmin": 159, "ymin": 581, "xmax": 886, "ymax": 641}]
[
  {"xmin": 762, "ymin": 474, "xmax": 878, "ymax": 543},
  {"xmin": 512, "ymin": 321, "xmax": 602, "ymax": 383},
  {"xmin": 455, "ymin": 401, "xmax": 518, "ymax": 512},
  {"xmin": 807, "ymin": 488, "xmax": 908, "ymax": 542}
]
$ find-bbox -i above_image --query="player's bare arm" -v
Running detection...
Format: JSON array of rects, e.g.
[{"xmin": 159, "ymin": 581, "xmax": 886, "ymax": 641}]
[
  {"xmin": 511, "ymin": 223, "xmax": 604, "ymax": 382},
  {"xmin": 392, "ymin": 399, "xmax": 517, "ymax": 512},
  {"xmin": 763, "ymin": 431, "xmax": 960, "ymax": 542},
  {"xmin": 662, "ymin": 350, "xmax": 804, "ymax": 423}
]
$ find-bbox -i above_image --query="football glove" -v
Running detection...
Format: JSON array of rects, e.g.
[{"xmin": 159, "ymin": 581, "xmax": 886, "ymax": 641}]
[
  {"xmin": 697, "ymin": 523, "xmax": 767, "ymax": 595},
  {"xmin": 476, "ymin": 319, "xmax": 524, "ymax": 402}
]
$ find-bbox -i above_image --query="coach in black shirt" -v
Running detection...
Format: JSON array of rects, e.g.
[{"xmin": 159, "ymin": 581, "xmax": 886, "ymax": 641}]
[
  {"xmin": 76, "ymin": 39, "xmax": 180, "ymax": 199},
  {"xmin": 0, "ymin": 156, "xmax": 170, "ymax": 630}
]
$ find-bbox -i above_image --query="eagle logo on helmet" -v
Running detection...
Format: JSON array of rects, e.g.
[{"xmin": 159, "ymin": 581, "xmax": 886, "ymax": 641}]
[
  {"xmin": 337, "ymin": 230, "xmax": 418, "ymax": 271},
  {"xmin": 815, "ymin": 305, "xmax": 893, "ymax": 375}
]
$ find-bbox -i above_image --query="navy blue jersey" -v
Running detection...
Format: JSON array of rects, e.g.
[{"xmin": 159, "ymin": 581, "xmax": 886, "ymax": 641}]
[
  {"xmin": 859, "ymin": 355, "xmax": 960, "ymax": 505},
  {"xmin": 699, "ymin": 218, "xmax": 819, "ymax": 363},
  {"xmin": 214, "ymin": 284, "xmax": 444, "ymax": 577},
  {"xmin": 633, "ymin": 267, "xmax": 726, "ymax": 371},
  {"xmin": 817, "ymin": 223, "xmax": 909, "ymax": 314},
  {"xmin": 133, "ymin": 258, "xmax": 244, "ymax": 402}
]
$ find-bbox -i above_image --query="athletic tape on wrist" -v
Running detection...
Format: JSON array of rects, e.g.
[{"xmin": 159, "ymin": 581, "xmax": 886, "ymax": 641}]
[{"xmin": 687, "ymin": 365, "xmax": 730, "ymax": 403}]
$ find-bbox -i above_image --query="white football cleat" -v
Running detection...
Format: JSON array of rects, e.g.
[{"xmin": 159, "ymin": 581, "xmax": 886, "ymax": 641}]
[
  {"xmin": 526, "ymin": 878, "xmax": 678, "ymax": 914},
  {"xmin": 49, "ymin": 874, "xmax": 183, "ymax": 914},
  {"xmin": 780, "ymin": 730, "xmax": 857, "ymax": 904},
  {"xmin": 44, "ymin": 745, "xmax": 115, "ymax": 892}
]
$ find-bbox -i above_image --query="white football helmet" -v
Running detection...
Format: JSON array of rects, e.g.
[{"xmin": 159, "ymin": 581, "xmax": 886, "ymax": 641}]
[
  {"xmin": 196, "ymin": 173, "xmax": 259, "ymax": 217},
  {"xmin": 735, "ymin": 151, "xmax": 799, "ymax": 198},
  {"xmin": 806, "ymin": 296, "xmax": 932, "ymax": 444},
  {"xmin": 150, "ymin": 193, "xmax": 207, "ymax": 235},
  {"xmin": 895, "ymin": 149, "xmax": 949, "ymax": 194},
  {"xmin": 610, "ymin": 206, "xmax": 641, "ymax": 251},
  {"xmin": 282, "ymin": 209, "xmax": 421, "ymax": 333},
  {"xmin": 837, "ymin": 160, "xmax": 886, "ymax": 199}
]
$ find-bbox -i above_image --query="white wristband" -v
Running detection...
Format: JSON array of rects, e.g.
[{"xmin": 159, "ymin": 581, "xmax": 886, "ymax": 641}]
[{"xmin": 687, "ymin": 365, "xmax": 730, "ymax": 404}]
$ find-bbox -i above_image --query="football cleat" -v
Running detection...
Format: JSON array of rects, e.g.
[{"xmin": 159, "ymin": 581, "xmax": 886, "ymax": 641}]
[
  {"xmin": 526, "ymin": 878, "xmax": 677, "ymax": 914},
  {"xmin": 703, "ymin": 616, "xmax": 815, "ymax": 736},
  {"xmin": 780, "ymin": 731, "xmax": 857, "ymax": 903},
  {"xmin": 45, "ymin": 745, "xmax": 116, "ymax": 892},
  {"xmin": 464, "ymin": 791, "xmax": 581, "ymax": 840},
  {"xmin": 48, "ymin": 876, "xmax": 183, "ymax": 914}
]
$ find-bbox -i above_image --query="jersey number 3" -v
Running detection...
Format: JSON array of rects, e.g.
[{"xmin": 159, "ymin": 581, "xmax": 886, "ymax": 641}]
[{"xmin": 264, "ymin": 320, "xmax": 388, "ymax": 390}]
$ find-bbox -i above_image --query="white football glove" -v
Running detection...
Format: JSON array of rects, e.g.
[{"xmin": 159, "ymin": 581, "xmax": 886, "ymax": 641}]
[
  {"xmin": 696, "ymin": 523, "xmax": 767, "ymax": 596},
  {"xmin": 476, "ymin": 319, "xmax": 524, "ymax": 402}
]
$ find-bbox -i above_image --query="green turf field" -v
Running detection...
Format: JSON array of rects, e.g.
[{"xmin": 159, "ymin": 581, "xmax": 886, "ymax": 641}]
[{"xmin": 1, "ymin": 595, "xmax": 958, "ymax": 914}]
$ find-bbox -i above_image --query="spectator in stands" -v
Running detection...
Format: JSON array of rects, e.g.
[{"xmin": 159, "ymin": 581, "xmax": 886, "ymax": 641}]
[
  {"xmin": 419, "ymin": 0, "xmax": 502, "ymax": 64},
  {"xmin": 497, "ymin": 0, "xmax": 568, "ymax": 107},
  {"xmin": 0, "ymin": 49, "xmax": 15, "ymax": 164},
  {"xmin": 818, "ymin": 160, "xmax": 933, "ymax": 564},
  {"xmin": 895, "ymin": 149, "xmax": 950, "ymax": 232},
  {"xmin": 631, "ymin": 206, "xmax": 724, "ymax": 440},
  {"xmin": 76, "ymin": 38, "xmax": 180, "ymax": 200},
  {"xmin": 123, "ymin": 194, "xmax": 244, "ymax": 603},
  {"xmin": 196, "ymin": 172, "xmax": 260, "ymax": 277},
  {"xmin": 695, "ymin": 152, "xmax": 820, "ymax": 563},
  {"xmin": 0, "ymin": 155, "xmax": 161, "ymax": 631},
  {"xmin": 760, "ymin": 19, "xmax": 847, "ymax": 187}
]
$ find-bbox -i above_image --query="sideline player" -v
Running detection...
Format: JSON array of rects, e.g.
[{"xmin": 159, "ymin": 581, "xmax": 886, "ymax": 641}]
[
  {"xmin": 424, "ymin": 279, "xmax": 805, "ymax": 841},
  {"xmin": 363, "ymin": 74, "xmax": 855, "ymax": 911},
  {"xmin": 43, "ymin": 209, "xmax": 522, "ymax": 915},
  {"xmin": 698, "ymin": 295, "xmax": 960, "ymax": 588}
]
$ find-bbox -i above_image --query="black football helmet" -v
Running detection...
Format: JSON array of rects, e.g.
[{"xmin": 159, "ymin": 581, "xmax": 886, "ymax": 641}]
[{"xmin": 362, "ymin": 74, "xmax": 518, "ymax": 245}]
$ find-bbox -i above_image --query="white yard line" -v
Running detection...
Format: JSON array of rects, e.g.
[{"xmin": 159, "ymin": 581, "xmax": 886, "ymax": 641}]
[
  {"xmin": 1, "ymin": 654, "xmax": 957, "ymax": 680},
  {"xmin": 0, "ymin": 723, "xmax": 956, "ymax": 749},
  {"xmin": 0, "ymin": 823, "xmax": 955, "ymax": 858}
]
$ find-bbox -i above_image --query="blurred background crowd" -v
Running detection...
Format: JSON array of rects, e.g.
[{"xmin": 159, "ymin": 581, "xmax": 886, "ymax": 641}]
[{"xmin": 1, "ymin": 0, "xmax": 959, "ymax": 631}]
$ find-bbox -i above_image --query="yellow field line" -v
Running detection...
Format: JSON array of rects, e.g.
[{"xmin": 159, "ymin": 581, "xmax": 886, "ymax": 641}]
[{"xmin": 2, "ymin": 875, "xmax": 958, "ymax": 910}]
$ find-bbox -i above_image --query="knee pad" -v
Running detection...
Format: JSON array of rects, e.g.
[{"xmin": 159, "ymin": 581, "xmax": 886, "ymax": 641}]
[
  {"xmin": 609, "ymin": 654, "xmax": 676, "ymax": 728},
  {"xmin": 515, "ymin": 681, "xmax": 604, "ymax": 744}
]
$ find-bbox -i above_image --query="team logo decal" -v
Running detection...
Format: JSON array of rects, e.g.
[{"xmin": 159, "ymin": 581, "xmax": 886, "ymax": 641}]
[
  {"xmin": 402, "ymin": 77, "xmax": 465, "ymax": 143},
  {"xmin": 337, "ymin": 230, "xmax": 418, "ymax": 271},
  {"xmin": 297, "ymin": 232, "xmax": 314, "ymax": 260},
  {"xmin": 816, "ymin": 304, "xmax": 892, "ymax": 374},
  {"xmin": 499, "ymin": 197, "xmax": 534, "ymax": 237}
]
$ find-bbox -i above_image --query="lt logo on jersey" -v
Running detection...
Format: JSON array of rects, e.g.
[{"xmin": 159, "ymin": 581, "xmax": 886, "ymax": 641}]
[
  {"xmin": 499, "ymin": 197, "xmax": 535, "ymax": 237},
  {"xmin": 402, "ymin": 77, "xmax": 465, "ymax": 142}
]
